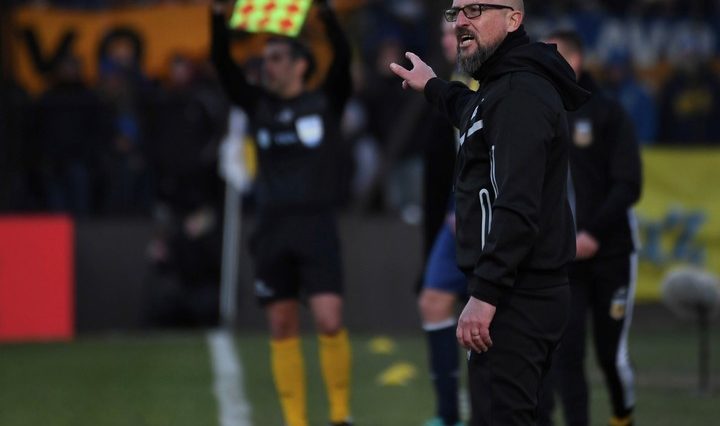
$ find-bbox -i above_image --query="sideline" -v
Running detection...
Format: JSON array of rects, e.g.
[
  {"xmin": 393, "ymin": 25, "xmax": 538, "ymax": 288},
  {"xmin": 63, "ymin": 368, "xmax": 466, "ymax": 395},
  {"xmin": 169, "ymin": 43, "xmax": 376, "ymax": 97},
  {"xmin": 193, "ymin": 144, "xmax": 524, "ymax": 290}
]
[{"xmin": 208, "ymin": 330, "xmax": 253, "ymax": 426}]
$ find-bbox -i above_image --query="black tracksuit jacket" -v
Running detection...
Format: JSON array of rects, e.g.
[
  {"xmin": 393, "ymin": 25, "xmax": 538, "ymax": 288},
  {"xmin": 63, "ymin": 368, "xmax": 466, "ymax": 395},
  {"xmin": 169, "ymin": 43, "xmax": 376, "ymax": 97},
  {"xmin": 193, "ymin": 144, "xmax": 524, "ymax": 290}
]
[
  {"xmin": 210, "ymin": 7, "xmax": 352, "ymax": 215},
  {"xmin": 424, "ymin": 27, "xmax": 590, "ymax": 305},
  {"xmin": 569, "ymin": 73, "xmax": 642, "ymax": 257}
]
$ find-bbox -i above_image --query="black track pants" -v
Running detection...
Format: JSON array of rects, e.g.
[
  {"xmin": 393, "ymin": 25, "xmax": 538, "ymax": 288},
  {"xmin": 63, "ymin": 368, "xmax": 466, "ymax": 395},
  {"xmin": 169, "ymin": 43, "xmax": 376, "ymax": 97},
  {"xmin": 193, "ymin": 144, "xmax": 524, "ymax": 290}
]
[
  {"xmin": 468, "ymin": 284, "xmax": 570, "ymax": 426},
  {"xmin": 538, "ymin": 254, "xmax": 637, "ymax": 426}
]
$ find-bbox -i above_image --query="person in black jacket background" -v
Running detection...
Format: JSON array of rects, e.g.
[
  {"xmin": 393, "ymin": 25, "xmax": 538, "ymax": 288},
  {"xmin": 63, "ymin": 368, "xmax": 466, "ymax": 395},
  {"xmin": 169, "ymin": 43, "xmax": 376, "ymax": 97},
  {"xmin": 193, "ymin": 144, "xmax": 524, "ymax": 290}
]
[
  {"xmin": 211, "ymin": 2, "xmax": 353, "ymax": 426},
  {"xmin": 142, "ymin": 54, "xmax": 227, "ymax": 328},
  {"xmin": 539, "ymin": 30, "xmax": 642, "ymax": 426},
  {"xmin": 390, "ymin": 1, "xmax": 589, "ymax": 424},
  {"xmin": 32, "ymin": 55, "xmax": 107, "ymax": 216}
]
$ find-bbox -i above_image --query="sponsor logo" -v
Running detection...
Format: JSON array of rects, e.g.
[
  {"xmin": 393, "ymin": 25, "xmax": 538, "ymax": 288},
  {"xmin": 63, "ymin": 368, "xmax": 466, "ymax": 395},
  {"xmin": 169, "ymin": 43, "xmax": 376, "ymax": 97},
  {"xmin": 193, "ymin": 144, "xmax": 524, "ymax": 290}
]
[{"xmin": 274, "ymin": 131, "xmax": 299, "ymax": 145}]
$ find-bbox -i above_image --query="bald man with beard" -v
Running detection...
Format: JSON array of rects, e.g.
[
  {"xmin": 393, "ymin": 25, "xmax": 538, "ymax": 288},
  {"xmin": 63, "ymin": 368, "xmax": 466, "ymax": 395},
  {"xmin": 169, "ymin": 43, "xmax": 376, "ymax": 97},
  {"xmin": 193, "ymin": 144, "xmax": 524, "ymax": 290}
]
[{"xmin": 390, "ymin": 1, "xmax": 590, "ymax": 425}]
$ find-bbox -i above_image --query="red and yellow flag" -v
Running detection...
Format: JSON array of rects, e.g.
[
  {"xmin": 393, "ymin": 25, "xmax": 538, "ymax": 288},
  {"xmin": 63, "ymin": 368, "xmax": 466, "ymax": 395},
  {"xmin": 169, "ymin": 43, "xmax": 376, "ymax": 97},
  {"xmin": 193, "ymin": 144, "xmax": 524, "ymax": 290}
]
[{"xmin": 229, "ymin": 0, "xmax": 313, "ymax": 37}]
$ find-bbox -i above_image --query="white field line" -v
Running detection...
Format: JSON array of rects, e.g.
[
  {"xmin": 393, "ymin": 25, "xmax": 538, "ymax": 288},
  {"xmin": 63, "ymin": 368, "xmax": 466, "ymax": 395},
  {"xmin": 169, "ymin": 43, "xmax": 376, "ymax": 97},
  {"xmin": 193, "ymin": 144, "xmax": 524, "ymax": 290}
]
[{"xmin": 207, "ymin": 330, "xmax": 253, "ymax": 426}]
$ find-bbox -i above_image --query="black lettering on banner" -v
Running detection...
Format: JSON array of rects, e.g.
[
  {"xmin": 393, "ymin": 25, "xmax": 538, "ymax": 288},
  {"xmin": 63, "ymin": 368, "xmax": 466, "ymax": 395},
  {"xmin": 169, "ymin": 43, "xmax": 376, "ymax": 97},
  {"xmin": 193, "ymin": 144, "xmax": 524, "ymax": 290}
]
[{"xmin": 19, "ymin": 27, "xmax": 76, "ymax": 76}]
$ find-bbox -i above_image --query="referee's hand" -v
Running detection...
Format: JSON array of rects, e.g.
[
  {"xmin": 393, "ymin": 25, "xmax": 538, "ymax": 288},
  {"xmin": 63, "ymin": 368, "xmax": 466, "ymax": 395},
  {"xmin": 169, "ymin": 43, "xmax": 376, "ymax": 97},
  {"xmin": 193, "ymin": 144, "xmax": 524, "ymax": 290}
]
[{"xmin": 457, "ymin": 297, "xmax": 495, "ymax": 353}]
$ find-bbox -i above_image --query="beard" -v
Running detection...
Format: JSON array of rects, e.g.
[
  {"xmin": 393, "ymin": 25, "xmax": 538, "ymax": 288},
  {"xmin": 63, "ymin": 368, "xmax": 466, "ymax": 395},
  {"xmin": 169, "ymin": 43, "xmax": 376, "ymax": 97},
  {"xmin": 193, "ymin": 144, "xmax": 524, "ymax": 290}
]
[{"xmin": 458, "ymin": 37, "xmax": 503, "ymax": 75}]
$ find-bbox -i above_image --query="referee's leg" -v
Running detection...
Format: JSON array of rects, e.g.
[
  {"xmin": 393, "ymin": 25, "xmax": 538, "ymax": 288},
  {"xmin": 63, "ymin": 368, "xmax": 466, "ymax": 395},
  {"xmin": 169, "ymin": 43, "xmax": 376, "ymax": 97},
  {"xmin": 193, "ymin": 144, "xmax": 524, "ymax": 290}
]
[
  {"xmin": 302, "ymin": 214, "xmax": 352, "ymax": 425},
  {"xmin": 266, "ymin": 300, "xmax": 309, "ymax": 426},
  {"xmin": 468, "ymin": 285, "xmax": 570, "ymax": 426}
]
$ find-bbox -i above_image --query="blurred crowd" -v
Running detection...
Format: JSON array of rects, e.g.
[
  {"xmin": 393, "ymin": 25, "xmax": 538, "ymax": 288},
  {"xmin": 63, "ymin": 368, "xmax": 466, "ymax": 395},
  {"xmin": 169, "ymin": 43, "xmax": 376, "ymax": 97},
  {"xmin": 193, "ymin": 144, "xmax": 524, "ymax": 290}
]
[
  {"xmin": 0, "ymin": 0, "xmax": 719, "ymax": 215},
  {"xmin": 1, "ymin": 50, "xmax": 227, "ymax": 218},
  {"xmin": 2, "ymin": 0, "xmax": 719, "ymax": 218}
]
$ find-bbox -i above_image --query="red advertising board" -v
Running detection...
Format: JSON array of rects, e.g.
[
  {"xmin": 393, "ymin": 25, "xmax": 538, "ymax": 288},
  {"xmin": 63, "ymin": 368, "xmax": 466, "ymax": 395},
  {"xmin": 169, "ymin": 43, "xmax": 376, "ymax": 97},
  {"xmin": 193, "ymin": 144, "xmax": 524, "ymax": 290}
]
[{"xmin": 0, "ymin": 216, "xmax": 74, "ymax": 342}]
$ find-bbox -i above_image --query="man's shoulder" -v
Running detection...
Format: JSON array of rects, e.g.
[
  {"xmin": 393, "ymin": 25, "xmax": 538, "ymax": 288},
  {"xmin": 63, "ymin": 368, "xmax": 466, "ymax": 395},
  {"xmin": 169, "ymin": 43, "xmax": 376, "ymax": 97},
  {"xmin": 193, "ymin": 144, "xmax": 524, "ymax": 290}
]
[{"xmin": 485, "ymin": 72, "xmax": 562, "ymax": 112}]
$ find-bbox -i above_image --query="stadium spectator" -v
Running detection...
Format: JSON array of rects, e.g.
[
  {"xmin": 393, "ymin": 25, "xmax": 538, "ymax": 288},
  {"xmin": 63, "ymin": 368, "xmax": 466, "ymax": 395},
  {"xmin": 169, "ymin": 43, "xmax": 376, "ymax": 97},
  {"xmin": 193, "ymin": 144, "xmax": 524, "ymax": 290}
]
[
  {"xmin": 0, "ymin": 78, "xmax": 33, "ymax": 211},
  {"xmin": 539, "ymin": 30, "xmax": 643, "ymax": 426},
  {"xmin": 603, "ymin": 49, "xmax": 657, "ymax": 144},
  {"xmin": 657, "ymin": 37, "xmax": 720, "ymax": 144},
  {"xmin": 142, "ymin": 54, "xmax": 227, "ymax": 327},
  {"xmin": 211, "ymin": 1, "xmax": 354, "ymax": 425},
  {"xmin": 358, "ymin": 0, "xmax": 429, "ymax": 66},
  {"xmin": 417, "ymin": 18, "xmax": 475, "ymax": 426},
  {"xmin": 31, "ymin": 55, "xmax": 106, "ymax": 216},
  {"xmin": 358, "ymin": 35, "xmax": 426, "ymax": 219},
  {"xmin": 96, "ymin": 30, "xmax": 152, "ymax": 214},
  {"xmin": 390, "ymin": 1, "xmax": 589, "ymax": 424}
]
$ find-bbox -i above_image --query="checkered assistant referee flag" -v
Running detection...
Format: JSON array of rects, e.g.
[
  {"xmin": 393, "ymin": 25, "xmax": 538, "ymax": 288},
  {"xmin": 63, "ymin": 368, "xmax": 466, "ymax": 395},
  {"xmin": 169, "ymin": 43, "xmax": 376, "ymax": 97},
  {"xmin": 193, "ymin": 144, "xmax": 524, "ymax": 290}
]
[{"xmin": 229, "ymin": 0, "xmax": 313, "ymax": 36}]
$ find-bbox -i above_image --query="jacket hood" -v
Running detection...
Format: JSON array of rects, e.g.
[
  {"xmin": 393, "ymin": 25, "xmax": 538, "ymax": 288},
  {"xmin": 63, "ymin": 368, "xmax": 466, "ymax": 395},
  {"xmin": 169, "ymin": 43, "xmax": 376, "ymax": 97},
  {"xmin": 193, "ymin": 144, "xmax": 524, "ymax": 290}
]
[{"xmin": 472, "ymin": 26, "xmax": 590, "ymax": 111}]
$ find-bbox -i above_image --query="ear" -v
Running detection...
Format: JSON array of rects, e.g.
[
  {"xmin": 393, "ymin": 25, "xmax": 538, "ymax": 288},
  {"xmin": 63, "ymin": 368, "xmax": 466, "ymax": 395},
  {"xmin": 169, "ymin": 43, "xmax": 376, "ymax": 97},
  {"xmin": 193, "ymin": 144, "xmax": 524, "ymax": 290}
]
[{"xmin": 507, "ymin": 11, "xmax": 523, "ymax": 32}]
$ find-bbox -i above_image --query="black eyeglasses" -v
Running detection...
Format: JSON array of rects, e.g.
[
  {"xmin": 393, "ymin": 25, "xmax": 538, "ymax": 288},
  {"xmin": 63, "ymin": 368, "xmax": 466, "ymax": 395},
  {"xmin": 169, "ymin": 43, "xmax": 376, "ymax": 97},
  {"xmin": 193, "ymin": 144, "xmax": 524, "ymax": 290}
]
[{"xmin": 444, "ymin": 3, "xmax": 514, "ymax": 22}]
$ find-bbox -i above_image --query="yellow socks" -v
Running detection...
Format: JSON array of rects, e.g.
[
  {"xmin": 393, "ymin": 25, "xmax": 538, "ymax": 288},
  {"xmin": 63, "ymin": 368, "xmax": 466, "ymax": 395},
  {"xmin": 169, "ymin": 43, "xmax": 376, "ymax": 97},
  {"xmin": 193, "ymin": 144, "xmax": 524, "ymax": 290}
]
[
  {"xmin": 271, "ymin": 331, "xmax": 351, "ymax": 425},
  {"xmin": 271, "ymin": 337, "xmax": 307, "ymax": 426},
  {"xmin": 318, "ymin": 329, "xmax": 352, "ymax": 423},
  {"xmin": 610, "ymin": 415, "xmax": 633, "ymax": 426}
]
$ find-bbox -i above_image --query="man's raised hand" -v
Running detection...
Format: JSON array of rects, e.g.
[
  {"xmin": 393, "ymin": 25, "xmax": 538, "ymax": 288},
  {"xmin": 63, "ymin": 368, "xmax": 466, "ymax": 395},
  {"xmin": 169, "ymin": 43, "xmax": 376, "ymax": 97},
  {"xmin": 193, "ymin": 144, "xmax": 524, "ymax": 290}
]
[{"xmin": 389, "ymin": 52, "xmax": 437, "ymax": 92}]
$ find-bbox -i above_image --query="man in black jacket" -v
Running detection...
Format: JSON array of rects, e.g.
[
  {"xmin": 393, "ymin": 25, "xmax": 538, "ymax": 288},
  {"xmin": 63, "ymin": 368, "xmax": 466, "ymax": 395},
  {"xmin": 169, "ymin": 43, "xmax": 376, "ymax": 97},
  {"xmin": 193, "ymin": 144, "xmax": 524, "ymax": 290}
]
[
  {"xmin": 211, "ymin": 2, "xmax": 353, "ymax": 426},
  {"xmin": 539, "ymin": 30, "xmax": 642, "ymax": 426},
  {"xmin": 390, "ymin": 1, "xmax": 589, "ymax": 424}
]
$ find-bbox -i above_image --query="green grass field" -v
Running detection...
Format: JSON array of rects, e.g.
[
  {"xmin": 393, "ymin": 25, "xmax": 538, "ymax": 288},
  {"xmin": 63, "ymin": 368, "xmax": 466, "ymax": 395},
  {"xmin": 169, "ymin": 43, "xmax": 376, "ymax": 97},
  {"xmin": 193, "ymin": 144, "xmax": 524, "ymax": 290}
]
[{"xmin": 1, "ymin": 322, "xmax": 719, "ymax": 426}]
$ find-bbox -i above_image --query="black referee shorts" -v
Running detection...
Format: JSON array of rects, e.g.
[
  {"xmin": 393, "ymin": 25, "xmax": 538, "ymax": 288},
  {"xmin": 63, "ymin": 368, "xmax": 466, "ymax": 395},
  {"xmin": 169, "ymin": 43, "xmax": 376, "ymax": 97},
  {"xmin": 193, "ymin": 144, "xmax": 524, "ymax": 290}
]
[{"xmin": 250, "ymin": 213, "xmax": 343, "ymax": 306}]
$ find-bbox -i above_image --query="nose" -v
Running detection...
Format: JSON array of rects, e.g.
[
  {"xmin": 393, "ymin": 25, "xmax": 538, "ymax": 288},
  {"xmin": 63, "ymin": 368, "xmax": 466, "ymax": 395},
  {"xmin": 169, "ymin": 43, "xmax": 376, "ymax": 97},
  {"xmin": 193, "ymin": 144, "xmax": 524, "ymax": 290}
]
[{"xmin": 455, "ymin": 10, "xmax": 470, "ymax": 26}]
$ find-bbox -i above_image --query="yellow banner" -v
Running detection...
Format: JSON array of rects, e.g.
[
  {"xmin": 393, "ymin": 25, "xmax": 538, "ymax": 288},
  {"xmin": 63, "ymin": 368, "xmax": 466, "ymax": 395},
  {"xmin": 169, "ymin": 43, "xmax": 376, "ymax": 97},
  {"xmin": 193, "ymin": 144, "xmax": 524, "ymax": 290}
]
[
  {"xmin": 9, "ymin": 2, "xmax": 364, "ymax": 94},
  {"xmin": 230, "ymin": 0, "xmax": 313, "ymax": 37},
  {"xmin": 635, "ymin": 148, "xmax": 720, "ymax": 301},
  {"xmin": 10, "ymin": 4, "xmax": 211, "ymax": 94}
]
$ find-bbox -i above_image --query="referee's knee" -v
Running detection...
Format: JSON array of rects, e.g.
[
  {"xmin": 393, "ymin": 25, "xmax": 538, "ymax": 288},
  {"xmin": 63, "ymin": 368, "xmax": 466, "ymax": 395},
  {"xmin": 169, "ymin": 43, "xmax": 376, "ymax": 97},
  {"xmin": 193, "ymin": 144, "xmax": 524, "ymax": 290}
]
[
  {"xmin": 315, "ymin": 316, "xmax": 343, "ymax": 335},
  {"xmin": 268, "ymin": 315, "xmax": 300, "ymax": 340}
]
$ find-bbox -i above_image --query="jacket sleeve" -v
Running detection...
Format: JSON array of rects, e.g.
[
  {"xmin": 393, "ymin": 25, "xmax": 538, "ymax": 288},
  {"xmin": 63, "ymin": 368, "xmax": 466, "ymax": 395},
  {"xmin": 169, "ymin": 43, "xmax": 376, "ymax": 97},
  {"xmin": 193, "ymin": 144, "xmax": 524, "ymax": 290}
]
[
  {"xmin": 210, "ymin": 10, "xmax": 262, "ymax": 112},
  {"xmin": 424, "ymin": 78, "xmax": 476, "ymax": 130},
  {"xmin": 468, "ymin": 91, "xmax": 554, "ymax": 305},
  {"xmin": 318, "ymin": 5, "xmax": 353, "ymax": 114},
  {"xmin": 584, "ymin": 102, "xmax": 642, "ymax": 237}
]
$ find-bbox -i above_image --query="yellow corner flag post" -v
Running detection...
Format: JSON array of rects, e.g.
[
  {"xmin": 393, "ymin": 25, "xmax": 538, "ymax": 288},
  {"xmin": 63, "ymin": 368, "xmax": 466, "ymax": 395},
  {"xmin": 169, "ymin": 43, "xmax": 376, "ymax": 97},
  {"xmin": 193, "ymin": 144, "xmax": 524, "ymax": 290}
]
[{"xmin": 229, "ymin": 0, "xmax": 313, "ymax": 37}]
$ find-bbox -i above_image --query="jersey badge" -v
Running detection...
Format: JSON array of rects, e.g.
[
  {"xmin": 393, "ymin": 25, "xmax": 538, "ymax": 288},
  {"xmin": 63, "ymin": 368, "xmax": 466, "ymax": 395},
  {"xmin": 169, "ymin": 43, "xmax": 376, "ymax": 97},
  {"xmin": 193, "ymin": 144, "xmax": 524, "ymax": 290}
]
[
  {"xmin": 573, "ymin": 119, "xmax": 593, "ymax": 148},
  {"xmin": 296, "ymin": 114, "xmax": 324, "ymax": 148},
  {"xmin": 609, "ymin": 287, "xmax": 628, "ymax": 320}
]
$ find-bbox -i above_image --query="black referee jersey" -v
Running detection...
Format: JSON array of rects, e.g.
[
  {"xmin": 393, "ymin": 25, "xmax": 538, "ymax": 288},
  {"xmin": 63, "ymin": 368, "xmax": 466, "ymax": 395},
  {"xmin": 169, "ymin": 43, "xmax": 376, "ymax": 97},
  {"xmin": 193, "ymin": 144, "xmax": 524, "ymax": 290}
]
[{"xmin": 210, "ymin": 7, "xmax": 352, "ymax": 215}]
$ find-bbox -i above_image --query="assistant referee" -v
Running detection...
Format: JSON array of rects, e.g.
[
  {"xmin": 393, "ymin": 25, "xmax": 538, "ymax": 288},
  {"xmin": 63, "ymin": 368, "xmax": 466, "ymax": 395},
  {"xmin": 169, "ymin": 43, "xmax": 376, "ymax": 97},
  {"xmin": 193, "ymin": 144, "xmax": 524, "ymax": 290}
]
[{"xmin": 211, "ymin": 1, "xmax": 353, "ymax": 425}]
